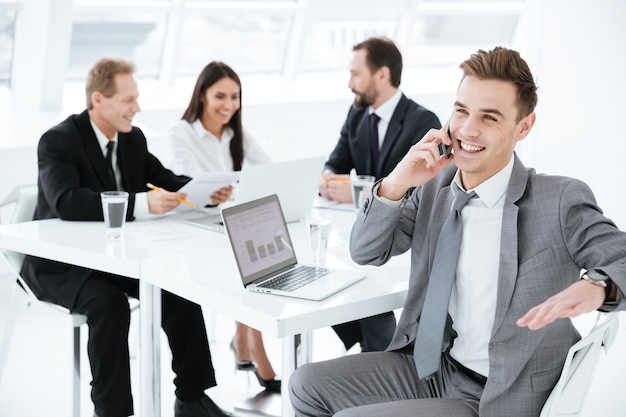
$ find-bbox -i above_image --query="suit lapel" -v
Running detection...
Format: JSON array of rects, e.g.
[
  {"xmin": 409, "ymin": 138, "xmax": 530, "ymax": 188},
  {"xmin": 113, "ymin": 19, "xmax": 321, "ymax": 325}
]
[
  {"xmin": 77, "ymin": 112, "xmax": 117, "ymax": 191},
  {"xmin": 378, "ymin": 95, "xmax": 407, "ymax": 178},
  {"xmin": 355, "ymin": 111, "xmax": 373, "ymax": 175},
  {"xmin": 429, "ymin": 185, "xmax": 454, "ymax": 263},
  {"xmin": 117, "ymin": 132, "xmax": 131, "ymax": 191},
  {"xmin": 491, "ymin": 154, "xmax": 528, "ymax": 336}
]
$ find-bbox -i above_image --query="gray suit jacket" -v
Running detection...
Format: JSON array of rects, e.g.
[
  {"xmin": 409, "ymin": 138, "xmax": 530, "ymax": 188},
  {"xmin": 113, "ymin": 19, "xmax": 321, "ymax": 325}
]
[{"xmin": 350, "ymin": 154, "xmax": 626, "ymax": 416}]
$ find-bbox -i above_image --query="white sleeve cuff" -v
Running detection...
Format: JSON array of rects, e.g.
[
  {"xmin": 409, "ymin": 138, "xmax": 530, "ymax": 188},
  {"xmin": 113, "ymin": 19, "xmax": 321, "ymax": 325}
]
[
  {"xmin": 133, "ymin": 192, "xmax": 151, "ymax": 219},
  {"xmin": 373, "ymin": 182, "xmax": 406, "ymax": 207}
]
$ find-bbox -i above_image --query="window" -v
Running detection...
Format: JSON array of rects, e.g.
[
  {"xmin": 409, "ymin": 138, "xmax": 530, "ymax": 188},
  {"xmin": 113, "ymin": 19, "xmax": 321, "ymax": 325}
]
[
  {"xmin": 0, "ymin": 2, "xmax": 16, "ymax": 85},
  {"xmin": 69, "ymin": 11, "xmax": 166, "ymax": 78},
  {"xmin": 176, "ymin": 11, "xmax": 293, "ymax": 76},
  {"xmin": 3, "ymin": 0, "xmax": 527, "ymax": 108}
]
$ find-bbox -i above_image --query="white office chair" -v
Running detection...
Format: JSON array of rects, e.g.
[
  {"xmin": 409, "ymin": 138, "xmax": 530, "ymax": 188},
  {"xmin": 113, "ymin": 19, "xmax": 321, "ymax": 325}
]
[
  {"xmin": 0, "ymin": 184, "xmax": 141, "ymax": 416},
  {"xmin": 0, "ymin": 185, "xmax": 87, "ymax": 417},
  {"xmin": 540, "ymin": 312, "xmax": 620, "ymax": 417}
]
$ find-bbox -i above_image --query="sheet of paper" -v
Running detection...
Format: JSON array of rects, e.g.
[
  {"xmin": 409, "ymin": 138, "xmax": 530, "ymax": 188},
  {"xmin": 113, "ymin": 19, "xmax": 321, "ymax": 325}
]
[
  {"xmin": 125, "ymin": 218, "xmax": 202, "ymax": 242},
  {"xmin": 175, "ymin": 171, "xmax": 240, "ymax": 211},
  {"xmin": 313, "ymin": 195, "xmax": 355, "ymax": 212}
]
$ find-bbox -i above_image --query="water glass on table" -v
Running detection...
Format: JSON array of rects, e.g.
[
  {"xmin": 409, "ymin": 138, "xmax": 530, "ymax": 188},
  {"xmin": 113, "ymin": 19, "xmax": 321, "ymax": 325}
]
[
  {"xmin": 306, "ymin": 213, "xmax": 332, "ymax": 265},
  {"xmin": 351, "ymin": 175, "xmax": 375, "ymax": 210},
  {"xmin": 101, "ymin": 191, "xmax": 129, "ymax": 239}
]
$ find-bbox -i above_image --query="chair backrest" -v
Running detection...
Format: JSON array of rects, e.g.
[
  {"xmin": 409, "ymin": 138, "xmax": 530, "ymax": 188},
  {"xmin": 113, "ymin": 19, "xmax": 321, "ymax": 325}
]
[
  {"xmin": 540, "ymin": 313, "xmax": 620, "ymax": 417},
  {"xmin": 0, "ymin": 184, "xmax": 38, "ymax": 297}
]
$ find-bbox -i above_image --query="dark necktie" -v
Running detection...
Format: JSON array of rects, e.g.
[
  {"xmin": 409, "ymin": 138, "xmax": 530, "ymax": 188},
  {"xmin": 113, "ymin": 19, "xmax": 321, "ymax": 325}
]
[
  {"xmin": 369, "ymin": 113, "xmax": 381, "ymax": 170},
  {"xmin": 413, "ymin": 183, "xmax": 477, "ymax": 380},
  {"xmin": 105, "ymin": 141, "xmax": 117, "ymax": 190}
]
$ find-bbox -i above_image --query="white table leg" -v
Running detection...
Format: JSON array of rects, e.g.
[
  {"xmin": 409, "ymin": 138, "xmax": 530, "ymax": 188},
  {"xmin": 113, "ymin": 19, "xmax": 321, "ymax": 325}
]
[
  {"xmin": 281, "ymin": 332, "xmax": 313, "ymax": 417},
  {"xmin": 140, "ymin": 280, "xmax": 161, "ymax": 417}
]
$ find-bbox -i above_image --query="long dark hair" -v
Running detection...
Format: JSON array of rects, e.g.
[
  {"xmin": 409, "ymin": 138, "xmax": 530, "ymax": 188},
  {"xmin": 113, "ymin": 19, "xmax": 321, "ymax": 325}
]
[{"xmin": 181, "ymin": 61, "xmax": 244, "ymax": 171}]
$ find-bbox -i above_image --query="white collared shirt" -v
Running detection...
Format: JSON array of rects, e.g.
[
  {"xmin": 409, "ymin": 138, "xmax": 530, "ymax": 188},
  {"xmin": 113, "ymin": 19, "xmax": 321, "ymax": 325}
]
[
  {"xmin": 369, "ymin": 89, "xmax": 403, "ymax": 150},
  {"xmin": 167, "ymin": 119, "xmax": 271, "ymax": 177},
  {"xmin": 91, "ymin": 121, "xmax": 120, "ymax": 189},
  {"xmin": 448, "ymin": 156, "xmax": 514, "ymax": 377},
  {"xmin": 373, "ymin": 156, "xmax": 515, "ymax": 377}
]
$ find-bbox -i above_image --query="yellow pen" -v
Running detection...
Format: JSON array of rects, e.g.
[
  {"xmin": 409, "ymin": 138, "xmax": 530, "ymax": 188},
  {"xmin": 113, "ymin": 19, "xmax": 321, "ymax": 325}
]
[
  {"xmin": 146, "ymin": 183, "xmax": 195, "ymax": 208},
  {"xmin": 323, "ymin": 177, "xmax": 351, "ymax": 184}
]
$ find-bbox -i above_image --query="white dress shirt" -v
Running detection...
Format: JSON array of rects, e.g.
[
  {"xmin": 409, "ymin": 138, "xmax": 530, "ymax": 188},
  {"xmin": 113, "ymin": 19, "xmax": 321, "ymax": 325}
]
[
  {"xmin": 369, "ymin": 89, "xmax": 403, "ymax": 150},
  {"xmin": 168, "ymin": 119, "xmax": 271, "ymax": 177},
  {"xmin": 448, "ymin": 156, "xmax": 514, "ymax": 377},
  {"xmin": 374, "ymin": 156, "xmax": 514, "ymax": 377}
]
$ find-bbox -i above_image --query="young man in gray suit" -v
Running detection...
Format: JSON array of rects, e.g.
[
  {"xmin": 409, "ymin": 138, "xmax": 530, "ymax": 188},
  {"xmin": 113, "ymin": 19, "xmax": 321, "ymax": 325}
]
[
  {"xmin": 21, "ymin": 58, "xmax": 231, "ymax": 417},
  {"xmin": 320, "ymin": 36, "xmax": 442, "ymax": 354},
  {"xmin": 290, "ymin": 47, "xmax": 626, "ymax": 417}
]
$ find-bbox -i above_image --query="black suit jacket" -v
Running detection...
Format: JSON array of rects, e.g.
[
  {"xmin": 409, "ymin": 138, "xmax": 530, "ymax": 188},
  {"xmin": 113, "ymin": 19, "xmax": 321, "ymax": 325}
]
[
  {"xmin": 325, "ymin": 94, "xmax": 441, "ymax": 179},
  {"xmin": 21, "ymin": 110, "xmax": 190, "ymax": 306}
]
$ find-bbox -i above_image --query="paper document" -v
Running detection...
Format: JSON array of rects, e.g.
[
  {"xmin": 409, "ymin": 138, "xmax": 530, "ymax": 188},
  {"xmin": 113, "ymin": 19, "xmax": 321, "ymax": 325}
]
[
  {"xmin": 175, "ymin": 171, "xmax": 240, "ymax": 211},
  {"xmin": 313, "ymin": 195, "xmax": 355, "ymax": 212}
]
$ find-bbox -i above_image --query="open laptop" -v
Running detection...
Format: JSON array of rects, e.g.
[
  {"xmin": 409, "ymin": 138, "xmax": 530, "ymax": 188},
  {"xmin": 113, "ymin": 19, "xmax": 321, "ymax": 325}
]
[
  {"xmin": 221, "ymin": 194, "xmax": 365, "ymax": 300},
  {"xmin": 185, "ymin": 155, "xmax": 325, "ymax": 232}
]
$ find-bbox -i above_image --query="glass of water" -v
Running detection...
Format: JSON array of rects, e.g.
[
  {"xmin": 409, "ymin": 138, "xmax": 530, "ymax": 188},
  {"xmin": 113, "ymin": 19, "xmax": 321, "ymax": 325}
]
[
  {"xmin": 100, "ymin": 191, "xmax": 129, "ymax": 239},
  {"xmin": 306, "ymin": 213, "xmax": 332, "ymax": 265}
]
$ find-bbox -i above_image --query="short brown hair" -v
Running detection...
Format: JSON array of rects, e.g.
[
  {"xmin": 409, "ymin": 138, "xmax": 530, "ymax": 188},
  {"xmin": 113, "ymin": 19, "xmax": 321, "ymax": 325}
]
[
  {"xmin": 353, "ymin": 37, "xmax": 403, "ymax": 88},
  {"xmin": 85, "ymin": 58, "xmax": 135, "ymax": 109},
  {"xmin": 459, "ymin": 47, "xmax": 538, "ymax": 121}
]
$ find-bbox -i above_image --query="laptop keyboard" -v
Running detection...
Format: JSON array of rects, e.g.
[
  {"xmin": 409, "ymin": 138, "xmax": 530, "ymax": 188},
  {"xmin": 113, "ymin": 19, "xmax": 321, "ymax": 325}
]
[{"xmin": 258, "ymin": 265, "xmax": 333, "ymax": 292}]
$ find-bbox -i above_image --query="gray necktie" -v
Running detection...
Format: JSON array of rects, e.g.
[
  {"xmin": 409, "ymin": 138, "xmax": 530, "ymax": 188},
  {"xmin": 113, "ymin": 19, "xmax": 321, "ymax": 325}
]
[{"xmin": 414, "ymin": 183, "xmax": 476, "ymax": 380}]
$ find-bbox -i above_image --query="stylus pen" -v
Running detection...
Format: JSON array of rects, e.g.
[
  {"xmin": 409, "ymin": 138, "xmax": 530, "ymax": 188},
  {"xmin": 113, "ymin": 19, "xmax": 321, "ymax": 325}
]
[{"xmin": 146, "ymin": 183, "xmax": 195, "ymax": 208}]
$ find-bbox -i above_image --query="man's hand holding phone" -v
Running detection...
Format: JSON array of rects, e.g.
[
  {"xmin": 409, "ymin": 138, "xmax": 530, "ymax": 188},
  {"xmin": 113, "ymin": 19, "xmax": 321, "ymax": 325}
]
[
  {"xmin": 378, "ymin": 124, "xmax": 453, "ymax": 201},
  {"xmin": 438, "ymin": 121, "xmax": 454, "ymax": 159}
]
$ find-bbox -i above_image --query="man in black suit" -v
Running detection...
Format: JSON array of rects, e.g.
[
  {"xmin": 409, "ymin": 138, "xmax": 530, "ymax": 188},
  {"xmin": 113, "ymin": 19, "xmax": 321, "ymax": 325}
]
[
  {"xmin": 20, "ymin": 58, "xmax": 231, "ymax": 417},
  {"xmin": 319, "ymin": 37, "xmax": 442, "ymax": 354}
]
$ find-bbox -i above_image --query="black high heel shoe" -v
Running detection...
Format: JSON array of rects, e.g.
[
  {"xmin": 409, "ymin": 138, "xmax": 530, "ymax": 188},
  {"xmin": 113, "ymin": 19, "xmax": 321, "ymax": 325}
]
[
  {"xmin": 254, "ymin": 370, "xmax": 281, "ymax": 393},
  {"xmin": 229, "ymin": 340, "xmax": 256, "ymax": 372}
]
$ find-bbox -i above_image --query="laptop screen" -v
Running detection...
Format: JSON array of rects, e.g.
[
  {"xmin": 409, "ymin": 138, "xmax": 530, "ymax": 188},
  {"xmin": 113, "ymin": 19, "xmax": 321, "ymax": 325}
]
[
  {"xmin": 234, "ymin": 155, "xmax": 325, "ymax": 222},
  {"xmin": 221, "ymin": 194, "xmax": 298, "ymax": 286}
]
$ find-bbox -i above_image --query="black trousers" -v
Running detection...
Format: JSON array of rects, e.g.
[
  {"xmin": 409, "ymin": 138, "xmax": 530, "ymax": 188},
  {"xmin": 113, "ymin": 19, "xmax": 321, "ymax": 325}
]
[
  {"xmin": 58, "ymin": 271, "xmax": 216, "ymax": 417},
  {"xmin": 332, "ymin": 311, "xmax": 396, "ymax": 352}
]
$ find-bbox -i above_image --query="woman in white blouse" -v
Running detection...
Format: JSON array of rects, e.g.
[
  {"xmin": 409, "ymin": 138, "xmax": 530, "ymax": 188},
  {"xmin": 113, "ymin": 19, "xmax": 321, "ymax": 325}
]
[{"xmin": 168, "ymin": 61, "xmax": 279, "ymax": 392}]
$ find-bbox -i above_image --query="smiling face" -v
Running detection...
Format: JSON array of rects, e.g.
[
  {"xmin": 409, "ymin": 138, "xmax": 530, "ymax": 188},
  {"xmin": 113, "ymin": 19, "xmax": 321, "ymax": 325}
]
[
  {"xmin": 200, "ymin": 76, "xmax": 241, "ymax": 136},
  {"xmin": 450, "ymin": 75, "xmax": 535, "ymax": 190},
  {"xmin": 90, "ymin": 73, "xmax": 140, "ymax": 138}
]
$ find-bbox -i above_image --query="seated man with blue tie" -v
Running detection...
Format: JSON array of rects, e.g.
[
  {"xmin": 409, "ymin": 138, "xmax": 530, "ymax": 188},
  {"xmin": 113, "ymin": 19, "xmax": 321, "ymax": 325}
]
[
  {"xmin": 20, "ymin": 58, "xmax": 231, "ymax": 417},
  {"xmin": 290, "ymin": 46, "xmax": 626, "ymax": 417},
  {"xmin": 318, "ymin": 36, "xmax": 442, "ymax": 354}
]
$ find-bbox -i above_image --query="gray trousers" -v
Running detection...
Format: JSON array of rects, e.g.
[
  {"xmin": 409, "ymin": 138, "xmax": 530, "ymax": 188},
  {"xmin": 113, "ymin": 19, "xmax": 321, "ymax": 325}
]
[{"xmin": 289, "ymin": 351, "xmax": 484, "ymax": 417}]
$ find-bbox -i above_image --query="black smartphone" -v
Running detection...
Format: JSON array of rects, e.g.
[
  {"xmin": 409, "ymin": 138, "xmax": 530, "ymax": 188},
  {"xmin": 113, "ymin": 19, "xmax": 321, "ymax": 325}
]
[{"xmin": 438, "ymin": 125, "xmax": 453, "ymax": 159}]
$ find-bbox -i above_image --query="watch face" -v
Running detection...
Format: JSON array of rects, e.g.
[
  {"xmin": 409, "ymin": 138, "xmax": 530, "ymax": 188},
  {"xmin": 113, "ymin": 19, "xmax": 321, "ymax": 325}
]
[
  {"xmin": 585, "ymin": 270, "xmax": 609, "ymax": 282},
  {"xmin": 583, "ymin": 273, "xmax": 608, "ymax": 287}
]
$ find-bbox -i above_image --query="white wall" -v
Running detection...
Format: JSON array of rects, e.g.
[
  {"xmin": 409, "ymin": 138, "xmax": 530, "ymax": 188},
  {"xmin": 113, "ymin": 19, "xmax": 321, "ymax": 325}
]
[{"xmin": 517, "ymin": 0, "xmax": 626, "ymax": 229}]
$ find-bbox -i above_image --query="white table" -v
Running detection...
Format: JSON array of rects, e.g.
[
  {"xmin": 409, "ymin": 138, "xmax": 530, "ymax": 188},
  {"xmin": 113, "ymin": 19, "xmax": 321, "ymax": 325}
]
[{"xmin": 0, "ymin": 208, "xmax": 409, "ymax": 417}]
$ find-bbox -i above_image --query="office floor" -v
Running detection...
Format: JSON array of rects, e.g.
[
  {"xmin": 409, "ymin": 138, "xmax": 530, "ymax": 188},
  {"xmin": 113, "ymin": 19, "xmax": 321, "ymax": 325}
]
[
  {"xmin": 1, "ymin": 274, "xmax": 626, "ymax": 417},
  {"xmin": 0, "ymin": 277, "xmax": 352, "ymax": 417}
]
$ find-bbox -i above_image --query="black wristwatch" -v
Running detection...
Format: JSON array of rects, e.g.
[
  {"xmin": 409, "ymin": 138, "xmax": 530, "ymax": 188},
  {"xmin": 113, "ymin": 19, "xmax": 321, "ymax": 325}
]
[{"xmin": 581, "ymin": 270, "xmax": 612, "ymax": 299}]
